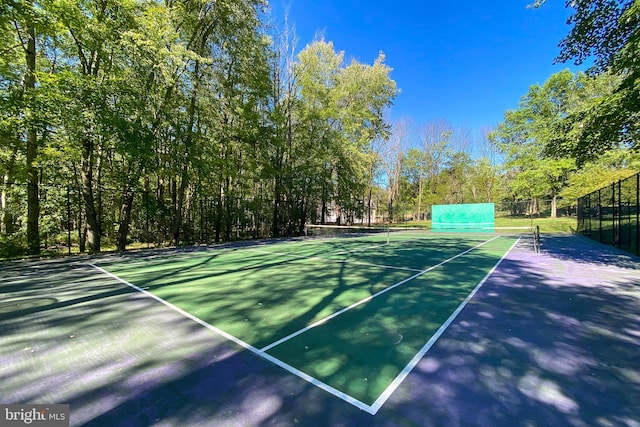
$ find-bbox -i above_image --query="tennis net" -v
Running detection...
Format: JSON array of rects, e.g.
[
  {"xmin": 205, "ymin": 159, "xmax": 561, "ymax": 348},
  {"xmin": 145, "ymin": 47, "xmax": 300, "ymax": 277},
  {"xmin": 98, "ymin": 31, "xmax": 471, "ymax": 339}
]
[{"xmin": 304, "ymin": 224, "xmax": 430, "ymax": 244}]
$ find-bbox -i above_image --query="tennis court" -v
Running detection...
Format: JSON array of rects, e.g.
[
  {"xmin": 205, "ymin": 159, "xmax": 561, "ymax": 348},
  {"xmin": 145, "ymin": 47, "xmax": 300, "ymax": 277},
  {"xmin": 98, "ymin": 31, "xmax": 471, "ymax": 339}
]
[
  {"xmin": 2, "ymin": 230, "xmax": 639, "ymax": 426},
  {"xmin": 91, "ymin": 230, "xmax": 517, "ymax": 411}
]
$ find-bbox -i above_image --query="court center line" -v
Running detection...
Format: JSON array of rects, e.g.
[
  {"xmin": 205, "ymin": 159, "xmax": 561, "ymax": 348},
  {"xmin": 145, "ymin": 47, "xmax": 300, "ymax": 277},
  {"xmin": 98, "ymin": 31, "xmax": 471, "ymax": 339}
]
[
  {"xmin": 88, "ymin": 263, "xmax": 378, "ymax": 415},
  {"xmin": 260, "ymin": 235, "xmax": 501, "ymax": 352},
  {"xmin": 369, "ymin": 236, "xmax": 521, "ymax": 414}
]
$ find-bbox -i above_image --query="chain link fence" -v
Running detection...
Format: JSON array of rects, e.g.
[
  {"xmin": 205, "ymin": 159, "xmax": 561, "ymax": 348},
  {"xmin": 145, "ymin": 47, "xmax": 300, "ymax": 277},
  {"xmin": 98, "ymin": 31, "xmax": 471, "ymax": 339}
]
[{"xmin": 577, "ymin": 172, "xmax": 640, "ymax": 256}]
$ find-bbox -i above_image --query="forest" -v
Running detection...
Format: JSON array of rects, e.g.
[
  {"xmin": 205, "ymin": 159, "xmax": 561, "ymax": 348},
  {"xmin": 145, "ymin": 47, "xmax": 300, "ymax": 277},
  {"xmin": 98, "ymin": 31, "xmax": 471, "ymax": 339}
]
[{"xmin": 1, "ymin": 0, "xmax": 638, "ymax": 256}]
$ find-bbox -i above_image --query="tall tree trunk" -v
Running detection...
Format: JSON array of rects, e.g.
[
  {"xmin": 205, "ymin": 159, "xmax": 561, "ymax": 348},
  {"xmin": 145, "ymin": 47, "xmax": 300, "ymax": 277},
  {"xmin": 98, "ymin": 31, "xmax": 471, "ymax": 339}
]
[
  {"xmin": 116, "ymin": 190, "xmax": 135, "ymax": 251},
  {"xmin": 215, "ymin": 182, "xmax": 222, "ymax": 243},
  {"xmin": 417, "ymin": 179, "xmax": 423, "ymax": 221},
  {"xmin": 272, "ymin": 148, "xmax": 282, "ymax": 237},
  {"xmin": 367, "ymin": 186, "xmax": 373, "ymax": 227},
  {"xmin": 1, "ymin": 148, "xmax": 18, "ymax": 234},
  {"xmin": 81, "ymin": 137, "xmax": 101, "ymax": 252},
  {"xmin": 321, "ymin": 198, "xmax": 327, "ymax": 225},
  {"xmin": 298, "ymin": 198, "xmax": 307, "ymax": 235},
  {"xmin": 172, "ymin": 58, "xmax": 199, "ymax": 245},
  {"xmin": 224, "ymin": 176, "xmax": 232, "ymax": 241},
  {"xmin": 272, "ymin": 180, "xmax": 280, "ymax": 237},
  {"xmin": 25, "ymin": 11, "xmax": 39, "ymax": 254},
  {"xmin": 172, "ymin": 166, "xmax": 188, "ymax": 245},
  {"xmin": 77, "ymin": 196, "xmax": 85, "ymax": 253},
  {"xmin": 0, "ymin": 185, "xmax": 11, "ymax": 235}
]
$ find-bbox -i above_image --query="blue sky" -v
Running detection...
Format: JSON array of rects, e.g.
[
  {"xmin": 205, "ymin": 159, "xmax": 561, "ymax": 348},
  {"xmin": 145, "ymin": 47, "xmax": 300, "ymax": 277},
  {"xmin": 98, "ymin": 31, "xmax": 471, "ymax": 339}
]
[{"xmin": 268, "ymin": 1, "xmax": 586, "ymax": 136}]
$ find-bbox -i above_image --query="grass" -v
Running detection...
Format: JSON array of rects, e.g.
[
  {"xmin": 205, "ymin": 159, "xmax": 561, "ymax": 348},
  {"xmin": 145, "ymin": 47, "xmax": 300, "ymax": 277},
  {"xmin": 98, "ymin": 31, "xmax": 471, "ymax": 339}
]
[{"xmin": 495, "ymin": 216, "xmax": 576, "ymax": 233}]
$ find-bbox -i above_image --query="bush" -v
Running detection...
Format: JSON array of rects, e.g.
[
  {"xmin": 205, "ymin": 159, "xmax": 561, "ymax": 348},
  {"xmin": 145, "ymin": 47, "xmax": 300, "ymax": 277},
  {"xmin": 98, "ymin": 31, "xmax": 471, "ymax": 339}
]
[{"xmin": 0, "ymin": 233, "xmax": 28, "ymax": 258}]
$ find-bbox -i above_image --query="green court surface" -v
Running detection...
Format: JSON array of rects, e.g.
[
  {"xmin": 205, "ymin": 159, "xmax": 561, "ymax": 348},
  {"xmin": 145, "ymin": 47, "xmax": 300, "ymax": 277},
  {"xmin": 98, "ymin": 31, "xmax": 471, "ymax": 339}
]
[{"xmin": 95, "ymin": 233, "xmax": 518, "ymax": 410}]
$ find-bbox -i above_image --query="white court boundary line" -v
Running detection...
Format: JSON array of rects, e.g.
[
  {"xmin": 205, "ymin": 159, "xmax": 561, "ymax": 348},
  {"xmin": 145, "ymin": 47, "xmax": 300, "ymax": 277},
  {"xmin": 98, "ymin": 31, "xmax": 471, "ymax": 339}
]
[
  {"xmin": 89, "ymin": 263, "xmax": 377, "ymax": 413},
  {"xmin": 369, "ymin": 236, "xmax": 521, "ymax": 413},
  {"xmin": 90, "ymin": 234, "xmax": 517, "ymax": 415}
]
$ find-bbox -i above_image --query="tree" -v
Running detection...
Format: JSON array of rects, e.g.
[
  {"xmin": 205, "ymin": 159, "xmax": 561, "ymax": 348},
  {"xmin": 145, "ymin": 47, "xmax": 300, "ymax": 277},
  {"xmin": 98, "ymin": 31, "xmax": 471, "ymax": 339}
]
[
  {"xmin": 534, "ymin": 0, "xmax": 639, "ymax": 160},
  {"xmin": 418, "ymin": 121, "xmax": 450, "ymax": 217},
  {"xmin": 2, "ymin": 0, "xmax": 43, "ymax": 254},
  {"xmin": 401, "ymin": 148, "xmax": 429, "ymax": 220},
  {"xmin": 468, "ymin": 129, "xmax": 501, "ymax": 203},
  {"xmin": 1, "ymin": 1, "xmax": 400, "ymax": 256},
  {"xmin": 469, "ymin": 157, "xmax": 499, "ymax": 203},
  {"xmin": 560, "ymin": 148, "xmax": 640, "ymax": 201},
  {"xmin": 39, "ymin": 0, "xmax": 150, "ymax": 253},
  {"xmin": 491, "ymin": 70, "xmax": 584, "ymax": 216},
  {"xmin": 294, "ymin": 40, "xmax": 395, "ymax": 225},
  {"xmin": 380, "ymin": 119, "xmax": 410, "ymax": 222}
]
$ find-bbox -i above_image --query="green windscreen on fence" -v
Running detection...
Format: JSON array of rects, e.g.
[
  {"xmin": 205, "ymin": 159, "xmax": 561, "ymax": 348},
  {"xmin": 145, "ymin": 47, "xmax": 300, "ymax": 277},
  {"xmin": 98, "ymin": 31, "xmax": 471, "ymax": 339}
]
[{"xmin": 432, "ymin": 203, "xmax": 495, "ymax": 232}]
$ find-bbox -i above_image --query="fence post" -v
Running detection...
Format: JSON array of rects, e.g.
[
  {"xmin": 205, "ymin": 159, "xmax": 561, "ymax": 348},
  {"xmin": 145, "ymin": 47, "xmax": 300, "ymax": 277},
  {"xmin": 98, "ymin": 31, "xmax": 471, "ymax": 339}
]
[
  {"xmin": 610, "ymin": 183, "xmax": 614, "ymax": 246},
  {"xmin": 597, "ymin": 189, "xmax": 601, "ymax": 243},
  {"xmin": 587, "ymin": 193, "xmax": 592, "ymax": 236},
  {"xmin": 618, "ymin": 180, "xmax": 624, "ymax": 248}
]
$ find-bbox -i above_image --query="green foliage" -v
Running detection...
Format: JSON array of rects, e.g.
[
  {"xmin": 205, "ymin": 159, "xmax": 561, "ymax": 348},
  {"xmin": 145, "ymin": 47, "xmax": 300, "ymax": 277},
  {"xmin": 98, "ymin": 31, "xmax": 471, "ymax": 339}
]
[
  {"xmin": 535, "ymin": 0, "xmax": 639, "ymax": 161},
  {"xmin": 292, "ymin": 40, "xmax": 396, "ymax": 225},
  {"xmin": 0, "ymin": 1, "xmax": 399, "ymax": 254},
  {"xmin": 553, "ymin": 0, "xmax": 636, "ymax": 73},
  {"xmin": 492, "ymin": 65, "xmax": 636, "ymax": 212},
  {"xmin": 490, "ymin": 70, "xmax": 582, "ymax": 204},
  {"xmin": 0, "ymin": 232, "xmax": 28, "ymax": 258},
  {"xmin": 560, "ymin": 149, "xmax": 640, "ymax": 200}
]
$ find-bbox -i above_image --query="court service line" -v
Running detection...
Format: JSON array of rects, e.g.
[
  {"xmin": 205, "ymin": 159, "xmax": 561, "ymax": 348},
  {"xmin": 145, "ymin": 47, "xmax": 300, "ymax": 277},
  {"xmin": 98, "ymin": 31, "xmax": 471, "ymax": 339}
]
[
  {"xmin": 260, "ymin": 235, "xmax": 502, "ymax": 353},
  {"xmin": 88, "ymin": 263, "xmax": 378, "ymax": 414},
  {"xmin": 247, "ymin": 247, "xmax": 424, "ymax": 273},
  {"xmin": 369, "ymin": 236, "xmax": 521, "ymax": 414}
]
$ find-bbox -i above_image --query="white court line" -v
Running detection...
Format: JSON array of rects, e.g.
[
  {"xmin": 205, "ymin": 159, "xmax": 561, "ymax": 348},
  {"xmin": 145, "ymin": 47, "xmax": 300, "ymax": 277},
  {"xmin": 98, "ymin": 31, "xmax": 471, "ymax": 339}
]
[
  {"xmin": 89, "ymin": 264, "xmax": 260, "ymax": 353},
  {"xmin": 90, "ymin": 234, "xmax": 516, "ymax": 416},
  {"xmin": 260, "ymin": 235, "xmax": 501, "ymax": 352},
  {"xmin": 89, "ymin": 263, "xmax": 377, "ymax": 414},
  {"xmin": 247, "ymin": 247, "xmax": 424, "ymax": 273},
  {"xmin": 369, "ymin": 236, "xmax": 521, "ymax": 414}
]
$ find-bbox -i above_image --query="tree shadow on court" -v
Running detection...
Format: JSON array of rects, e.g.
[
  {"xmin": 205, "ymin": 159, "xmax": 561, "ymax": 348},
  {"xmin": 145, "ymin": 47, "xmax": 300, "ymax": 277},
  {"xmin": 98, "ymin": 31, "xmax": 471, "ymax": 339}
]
[
  {"xmin": 539, "ymin": 234, "xmax": 640, "ymax": 270},
  {"xmin": 0, "ymin": 258, "xmax": 380, "ymax": 426},
  {"xmin": 380, "ymin": 238, "xmax": 640, "ymax": 427},
  {"xmin": 2, "ymin": 237, "xmax": 639, "ymax": 426}
]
